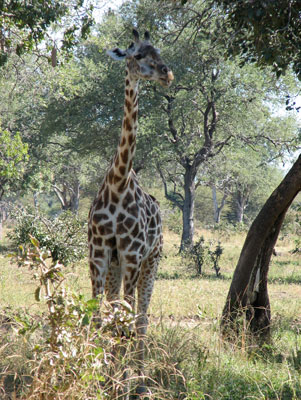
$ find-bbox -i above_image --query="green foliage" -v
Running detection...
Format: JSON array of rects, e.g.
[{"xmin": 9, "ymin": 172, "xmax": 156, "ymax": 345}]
[
  {"xmin": 0, "ymin": 0, "xmax": 94, "ymax": 65},
  {"xmin": 10, "ymin": 237, "xmax": 113, "ymax": 398},
  {"xmin": 213, "ymin": 0, "xmax": 301, "ymax": 80},
  {"xmin": 182, "ymin": 236, "xmax": 223, "ymax": 276},
  {"xmin": 0, "ymin": 127, "xmax": 28, "ymax": 199},
  {"xmin": 8, "ymin": 207, "xmax": 87, "ymax": 265}
]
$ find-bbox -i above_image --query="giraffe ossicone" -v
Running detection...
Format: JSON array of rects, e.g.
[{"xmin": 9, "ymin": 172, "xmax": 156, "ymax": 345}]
[{"xmin": 88, "ymin": 28, "xmax": 173, "ymax": 392}]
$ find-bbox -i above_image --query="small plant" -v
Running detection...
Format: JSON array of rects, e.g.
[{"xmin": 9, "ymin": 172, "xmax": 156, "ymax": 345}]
[
  {"xmin": 291, "ymin": 238, "xmax": 301, "ymax": 255},
  {"xmin": 11, "ymin": 236, "xmax": 137, "ymax": 399},
  {"xmin": 8, "ymin": 206, "xmax": 87, "ymax": 265},
  {"xmin": 182, "ymin": 236, "xmax": 223, "ymax": 277}
]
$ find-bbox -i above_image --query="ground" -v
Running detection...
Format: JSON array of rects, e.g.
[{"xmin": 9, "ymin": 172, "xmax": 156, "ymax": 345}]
[{"xmin": 0, "ymin": 227, "xmax": 300, "ymax": 399}]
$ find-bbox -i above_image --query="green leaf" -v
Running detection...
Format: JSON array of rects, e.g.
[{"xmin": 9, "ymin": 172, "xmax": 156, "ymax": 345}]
[
  {"xmin": 35, "ymin": 287, "xmax": 41, "ymax": 302},
  {"xmin": 30, "ymin": 236, "xmax": 40, "ymax": 248}
]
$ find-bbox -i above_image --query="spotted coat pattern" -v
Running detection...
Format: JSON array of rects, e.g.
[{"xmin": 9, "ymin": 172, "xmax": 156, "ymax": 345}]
[{"xmin": 88, "ymin": 32, "xmax": 173, "ymax": 392}]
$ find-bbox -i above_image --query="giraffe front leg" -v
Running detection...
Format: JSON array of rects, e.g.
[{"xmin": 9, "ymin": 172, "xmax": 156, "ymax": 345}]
[{"xmin": 135, "ymin": 256, "xmax": 159, "ymax": 397}]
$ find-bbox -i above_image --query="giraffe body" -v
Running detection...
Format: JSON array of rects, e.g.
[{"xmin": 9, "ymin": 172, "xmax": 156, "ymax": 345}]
[{"xmin": 88, "ymin": 29, "xmax": 173, "ymax": 394}]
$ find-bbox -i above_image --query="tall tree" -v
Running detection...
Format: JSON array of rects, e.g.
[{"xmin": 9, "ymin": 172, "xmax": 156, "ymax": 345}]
[
  {"xmin": 221, "ymin": 155, "xmax": 301, "ymax": 339},
  {"xmin": 139, "ymin": 1, "xmax": 298, "ymax": 249}
]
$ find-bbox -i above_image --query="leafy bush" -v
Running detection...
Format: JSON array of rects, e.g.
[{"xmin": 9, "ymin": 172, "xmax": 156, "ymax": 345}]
[
  {"xmin": 8, "ymin": 207, "xmax": 87, "ymax": 265},
  {"xmin": 1, "ymin": 236, "xmax": 184, "ymax": 399},
  {"xmin": 182, "ymin": 236, "xmax": 223, "ymax": 276}
]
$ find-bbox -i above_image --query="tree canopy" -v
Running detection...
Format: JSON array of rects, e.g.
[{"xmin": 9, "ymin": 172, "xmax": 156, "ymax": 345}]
[
  {"xmin": 214, "ymin": 0, "xmax": 301, "ymax": 80},
  {"xmin": 0, "ymin": 0, "xmax": 94, "ymax": 65}
]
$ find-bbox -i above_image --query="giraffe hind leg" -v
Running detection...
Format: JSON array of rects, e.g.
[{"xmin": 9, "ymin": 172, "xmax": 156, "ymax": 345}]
[{"xmin": 134, "ymin": 252, "xmax": 160, "ymax": 397}]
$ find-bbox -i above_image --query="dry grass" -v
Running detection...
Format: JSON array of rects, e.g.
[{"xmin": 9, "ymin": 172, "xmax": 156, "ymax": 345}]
[{"xmin": 0, "ymin": 226, "xmax": 301, "ymax": 399}]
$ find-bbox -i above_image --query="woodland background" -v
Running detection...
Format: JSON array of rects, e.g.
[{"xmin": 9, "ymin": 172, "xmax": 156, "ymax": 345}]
[{"xmin": 0, "ymin": 0, "xmax": 300, "ymax": 399}]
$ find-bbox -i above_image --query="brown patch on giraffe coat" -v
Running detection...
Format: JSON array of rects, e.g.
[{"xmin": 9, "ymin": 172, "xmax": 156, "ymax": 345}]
[
  {"xmin": 124, "ymin": 118, "xmax": 132, "ymax": 132},
  {"xmin": 112, "ymin": 248, "xmax": 118, "ymax": 261},
  {"xmin": 98, "ymin": 222, "xmax": 113, "ymax": 236},
  {"xmin": 132, "ymin": 111, "xmax": 137, "ymax": 121},
  {"xmin": 113, "ymin": 175, "xmax": 122, "ymax": 184},
  {"xmin": 132, "ymin": 223, "xmax": 139, "ymax": 237},
  {"xmin": 117, "ymin": 213, "xmax": 126, "ymax": 223},
  {"xmin": 94, "ymin": 249, "xmax": 104, "ymax": 258},
  {"xmin": 120, "ymin": 137, "xmax": 126, "ymax": 147},
  {"xmin": 118, "ymin": 180, "xmax": 127, "ymax": 192},
  {"xmin": 137, "ymin": 232, "xmax": 145, "ymax": 241},
  {"xmin": 95, "ymin": 197, "xmax": 103, "ymax": 209},
  {"xmin": 119, "ymin": 236, "xmax": 131, "ymax": 250},
  {"xmin": 124, "ymin": 217, "xmax": 135, "ymax": 229},
  {"xmin": 93, "ymin": 237, "xmax": 103, "ymax": 247},
  {"xmin": 115, "ymin": 155, "xmax": 120, "ymax": 168},
  {"xmin": 92, "ymin": 225, "xmax": 98, "ymax": 235},
  {"xmin": 109, "ymin": 204, "xmax": 116, "ymax": 214},
  {"xmin": 111, "ymin": 191, "xmax": 119, "ymax": 203},
  {"xmin": 93, "ymin": 213, "xmax": 109, "ymax": 224},
  {"xmin": 88, "ymin": 228, "xmax": 92, "ymax": 241},
  {"xmin": 128, "ymin": 203, "xmax": 139, "ymax": 218},
  {"xmin": 119, "ymin": 166, "xmax": 126, "ymax": 175},
  {"xmin": 89, "ymin": 261, "xmax": 97, "ymax": 276},
  {"xmin": 116, "ymin": 222, "xmax": 128, "ymax": 235},
  {"xmin": 125, "ymin": 79, "xmax": 130, "ymax": 86},
  {"xmin": 129, "ymin": 240, "xmax": 141, "ymax": 252},
  {"xmin": 122, "ymin": 191, "xmax": 134, "ymax": 208},
  {"xmin": 126, "ymin": 254, "xmax": 137, "ymax": 264},
  {"xmin": 129, "ymin": 180, "xmax": 134, "ymax": 190},
  {"xmin": 128, "ymin": 133, "xmax": 134, "ymax": 146},
  {"xmin": 125, "ymin": 99, "xmax": 132, "ymax": 113},
  {"xmin": 105, "ymin": 237, "xmax": 116, "ymax": 248},
  {"xmin": 121, "ymin": 148, "xmax": 129, "ymax": 164},
  {"xmin": 108, "ymin": 169, "xmax": 114, "ymax": 184},
  {"xmin": 149, "ymin": 217, "xmax": 156, "ymax": 228},
  {"xmin": 103, "ymin": 187, "xmax": 109, "ymax": 208},
  {"xmin": 129, "ymin": 89, "xmax": 134, "ymax": 97}
]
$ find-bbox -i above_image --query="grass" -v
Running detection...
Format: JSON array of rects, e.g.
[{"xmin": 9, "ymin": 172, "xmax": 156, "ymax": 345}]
[{"xmin": 0, "ymin": 226, "xmax": 301, "ymax": 399}]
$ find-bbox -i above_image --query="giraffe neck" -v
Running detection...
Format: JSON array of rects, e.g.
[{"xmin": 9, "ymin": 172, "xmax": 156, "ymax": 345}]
[{"xmin": 107, "ymin": 67, "xmax": 139, "ymax": 192}]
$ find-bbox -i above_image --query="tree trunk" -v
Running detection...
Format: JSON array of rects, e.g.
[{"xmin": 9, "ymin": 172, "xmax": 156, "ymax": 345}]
[
  {"xmin": 53, "ymin": 181, "xmax": 80, "ymax": 213},
  {"xmin": 180, "ymin": 168, "xmax": 195, "ymax": 251},
  {"xmin": 235, "ymin": 189, "xmax": 248, "ymax": 223},
  {"xmin": 221, "ymin": 155, "xmax": 301, "ymax": 340},
  {"xmin": 211, "ymin": 185, "xmax": 227, "ymax": 224}
]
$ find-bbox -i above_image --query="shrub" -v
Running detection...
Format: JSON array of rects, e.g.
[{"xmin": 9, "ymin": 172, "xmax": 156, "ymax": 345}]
[
  {"xmin": 8, "ymin": 207, "xmax": 87, "ymax": 265},
  {"xmin": 182, "ymin": 236, "xmax": 223, "ymax": 277}
]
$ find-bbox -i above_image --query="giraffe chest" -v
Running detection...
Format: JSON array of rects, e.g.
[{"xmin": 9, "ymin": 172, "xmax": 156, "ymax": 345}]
[{"xmin": 90, "ymin": 182, "xmax": 161, "ymax": 256}]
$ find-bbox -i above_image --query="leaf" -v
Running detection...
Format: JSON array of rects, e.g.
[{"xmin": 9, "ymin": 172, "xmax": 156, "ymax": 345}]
[
  {"xmin": 30, "ymin": 236, "xmax": 40, "ymax": 248},
  {"xmin": 35, "ymin": 287, "xmax": 41, "ymax": 302},
  {"xmin": 81, "ymin": 314, "xmax": 90, "ymax": 326}
]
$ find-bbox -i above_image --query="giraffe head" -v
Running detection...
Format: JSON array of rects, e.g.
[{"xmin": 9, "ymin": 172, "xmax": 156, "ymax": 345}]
[{"xmin": 107, "ymin": 29, "xmax": 174, "ymax": 87}]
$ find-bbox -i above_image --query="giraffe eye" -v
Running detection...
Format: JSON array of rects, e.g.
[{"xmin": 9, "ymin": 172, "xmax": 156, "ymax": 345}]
[{"xmin": 134, "ymin": 54, "xmax": 143, "ymax": 60}]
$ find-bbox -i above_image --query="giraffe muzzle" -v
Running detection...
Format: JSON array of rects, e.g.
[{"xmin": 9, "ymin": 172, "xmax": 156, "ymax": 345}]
[{"xmin": 160, "ymin": 70, "xmax": 174, "ymax": 87}]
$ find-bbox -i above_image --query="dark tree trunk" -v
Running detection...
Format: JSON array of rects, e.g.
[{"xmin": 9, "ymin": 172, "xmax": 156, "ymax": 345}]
[
  {"xmin": 180, "ymin": 168, "xmax": 196, "ymax": 251},
  {"xmin": 221, "ymin": 155, "xmax": 301, "ymax": 340}
]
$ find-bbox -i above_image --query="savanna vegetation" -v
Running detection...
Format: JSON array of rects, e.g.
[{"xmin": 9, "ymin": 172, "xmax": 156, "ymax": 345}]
[{"xmin": 0, "ymin": 0, "xmax": 300, "ymax": 398}]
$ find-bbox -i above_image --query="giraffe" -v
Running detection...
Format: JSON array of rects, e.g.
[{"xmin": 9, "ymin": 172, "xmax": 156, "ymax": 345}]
[{"xmin": 88, "ymin": 29, "xmax": 174, "ymax": 393}]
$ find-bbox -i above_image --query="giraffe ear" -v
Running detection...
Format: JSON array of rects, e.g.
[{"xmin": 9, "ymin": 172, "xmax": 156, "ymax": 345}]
[{"xmin": 106, "ymin": 48, "xmax": 127, "ymax": 61}]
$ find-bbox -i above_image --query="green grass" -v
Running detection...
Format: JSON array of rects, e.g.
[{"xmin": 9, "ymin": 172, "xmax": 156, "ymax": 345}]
[{"xmin": 0, "ymin": 227, "xmax": 300, "ymax": 399}]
